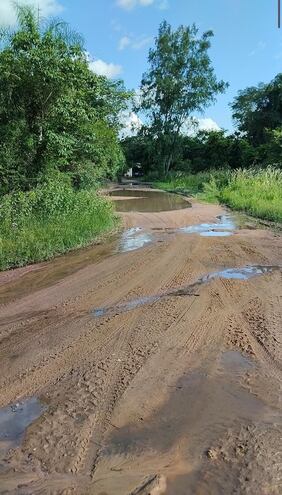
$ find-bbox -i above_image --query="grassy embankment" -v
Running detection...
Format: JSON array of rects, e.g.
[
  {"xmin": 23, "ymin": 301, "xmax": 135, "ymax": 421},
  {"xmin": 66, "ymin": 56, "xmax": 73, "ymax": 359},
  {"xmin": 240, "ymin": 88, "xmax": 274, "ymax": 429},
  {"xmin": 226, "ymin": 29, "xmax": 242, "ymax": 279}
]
[
  {"xmin": 0, "ymin": 179, "xmax": 118, "ymax": 271},
  {"xmin": 154, "ymin": 167, "xmax": 282, "ymax": 223}
]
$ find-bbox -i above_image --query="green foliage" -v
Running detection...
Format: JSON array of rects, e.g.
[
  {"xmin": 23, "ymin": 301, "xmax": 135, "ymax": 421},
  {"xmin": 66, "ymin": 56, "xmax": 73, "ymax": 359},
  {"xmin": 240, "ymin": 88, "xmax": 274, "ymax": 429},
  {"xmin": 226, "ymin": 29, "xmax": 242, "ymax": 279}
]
[
  {"xmin": 231, "ymin": 74, "xmax": 282, "ymax": 146},
  {"xmin": 0, "ymin": 178, "xmax": 117, "ymax": 270},
  {"xmin": 154, "ymin": 171, "xmax": 212, "ymax": 194},
  {"xmin": 124, "ymin": 130, "xmax": 257, "ymax": 175},
  {"xmin": 221, "ymin": 167, "xmax": 282, "ymax": 222},
  {"xmin": 155, "ymin": 167, "xmax": 282, "ymax": 223},
  {"xmin": 137, "ymin": 21, "xmax": 228, "ymax": 175},
  {"xmin": 154, "ymin": 169, "xmax": 230, "ymax": 198},
  {"xmin": 0, "ymin": 5, "xmax": 129, "ymax": 194}
]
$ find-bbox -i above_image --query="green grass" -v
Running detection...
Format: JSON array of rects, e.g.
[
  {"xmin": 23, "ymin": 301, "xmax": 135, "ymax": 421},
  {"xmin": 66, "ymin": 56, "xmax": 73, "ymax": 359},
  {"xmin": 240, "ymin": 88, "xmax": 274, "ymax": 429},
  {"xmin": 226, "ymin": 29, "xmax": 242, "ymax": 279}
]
[
  {"xmin": 153, "ymin": 171, "xmax": 213, "ymax": 195},
  {"xmin": 0, "ymin": 180, "xmax": 118, "ymax": 271},
  {"xmin": 154, "ymin": 167, "xmax": 282, "ymax": 223},
  {"xmin": 221, "ymin": 167, "xmax": 282, "ymax": 223}
]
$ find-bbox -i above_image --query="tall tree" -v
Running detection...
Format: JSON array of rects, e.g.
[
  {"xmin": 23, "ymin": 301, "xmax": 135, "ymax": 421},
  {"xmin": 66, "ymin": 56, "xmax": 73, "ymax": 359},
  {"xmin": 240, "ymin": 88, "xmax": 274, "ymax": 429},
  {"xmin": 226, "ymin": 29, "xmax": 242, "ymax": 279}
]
[{"xmin": 137, "ymin": 21, "xmax": 228, "ymax": 175}]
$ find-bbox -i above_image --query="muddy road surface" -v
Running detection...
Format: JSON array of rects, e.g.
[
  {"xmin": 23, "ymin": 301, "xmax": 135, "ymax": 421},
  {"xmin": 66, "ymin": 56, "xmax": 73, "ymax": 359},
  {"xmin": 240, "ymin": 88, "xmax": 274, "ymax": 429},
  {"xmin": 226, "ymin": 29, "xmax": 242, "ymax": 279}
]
[{"xmin": 0, "ymin": 187, "xmax": 281, "ymax": 494}]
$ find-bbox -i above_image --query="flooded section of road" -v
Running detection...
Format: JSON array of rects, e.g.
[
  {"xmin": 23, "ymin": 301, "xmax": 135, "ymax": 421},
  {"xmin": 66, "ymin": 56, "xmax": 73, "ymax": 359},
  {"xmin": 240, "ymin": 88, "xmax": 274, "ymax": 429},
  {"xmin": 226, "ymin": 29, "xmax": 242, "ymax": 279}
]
[
  {"xmin": 0, "ymin": 397, "xmax": 45, "ymax": 458},
  {"xmin": 91, "ymin": 265, "xmax": 281, "ymax": 318},
  {"xmin": 108, "ymin": 189, "xmax": 191, "ymax": 212}
]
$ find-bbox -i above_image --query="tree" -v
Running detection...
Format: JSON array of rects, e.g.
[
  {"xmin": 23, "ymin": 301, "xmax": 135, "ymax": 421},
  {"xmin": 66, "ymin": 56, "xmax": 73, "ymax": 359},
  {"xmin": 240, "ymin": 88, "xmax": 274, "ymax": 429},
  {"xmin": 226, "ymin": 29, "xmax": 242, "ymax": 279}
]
[
  {"xmin": 231, "ymin": 74, "xmax": 282, "ymax": 146},
  {"xmin": 0, "ymin": 5, "xmax": 129, "ymax": 194},
  {"xmin": 137, "ymin": 21, "xmax": 228, "ymax": 176}
]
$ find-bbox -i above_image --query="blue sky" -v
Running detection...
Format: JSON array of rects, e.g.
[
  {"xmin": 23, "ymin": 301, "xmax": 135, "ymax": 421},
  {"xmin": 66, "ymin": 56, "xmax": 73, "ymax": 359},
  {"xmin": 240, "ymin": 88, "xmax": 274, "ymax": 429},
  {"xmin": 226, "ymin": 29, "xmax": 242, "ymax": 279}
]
[{"xmin": 1, "ymin": 0, "xmax": 281, "ymax": 131}]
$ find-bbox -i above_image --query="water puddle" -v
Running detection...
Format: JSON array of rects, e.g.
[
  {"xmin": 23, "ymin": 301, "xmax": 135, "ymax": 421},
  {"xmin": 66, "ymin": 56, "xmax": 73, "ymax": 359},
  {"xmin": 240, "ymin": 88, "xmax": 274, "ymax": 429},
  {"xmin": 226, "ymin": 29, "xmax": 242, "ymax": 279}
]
[
  {"xmin": 100, "ymin": 362, "xmax": 276, "ymax": 495},
  {"xmin": 200, "ymin": 265, "xmax": 280, "ymax": 282},
  {"xmin": 220, "ymin": 350, "xmax": 254, "ymax": 375},
  {"xmin": 108, "ymin": 189, "xmax": 191, "ymax": 212},
  {"xmin": 118, "ymin": 227, "xmax": 154, "ymax": 253},
  {"xmin": 91, "ymin": 265, "xmax": 280, "ymax": 318},
  {"xmin": 92, "ymin": 294, "xmax": 162, "ymax": 317},
  {"xmin": 0, "ymin": 240, "xmax": 118, "ymax": 305},
  {"xmin": 179, "ymin": 214, "xmax": 237, "ymax": 237},
  {"xmin": 0, "ymin": 397, "xmax": 45, "ymax": 458},
  {"xmin": 103, "ymin": 370, "xmax": 265, "ymax": 456}
]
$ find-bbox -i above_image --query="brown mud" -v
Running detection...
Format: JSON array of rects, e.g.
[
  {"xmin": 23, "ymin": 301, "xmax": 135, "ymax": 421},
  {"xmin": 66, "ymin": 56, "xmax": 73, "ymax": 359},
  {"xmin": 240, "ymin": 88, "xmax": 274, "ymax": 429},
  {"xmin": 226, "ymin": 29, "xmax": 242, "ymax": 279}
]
[{"xmin": 0, "ymin": 186, "xmax": 281, "ymax": 494}]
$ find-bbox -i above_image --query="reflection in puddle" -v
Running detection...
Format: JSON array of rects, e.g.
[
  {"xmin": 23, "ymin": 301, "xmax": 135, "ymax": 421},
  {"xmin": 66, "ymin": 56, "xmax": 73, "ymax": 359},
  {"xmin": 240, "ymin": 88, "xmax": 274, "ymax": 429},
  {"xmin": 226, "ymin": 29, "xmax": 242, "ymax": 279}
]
[
  {"xmin": 109, "ymin": 189, "xmax": 191, "ymax": 212},
  {"xmin": 200, "ymin": 265, "xmax": 280, "ymax": 282},
  {"xmin": 91, "ymin": 265, "xmax": 280, "ymax": 318},
  {"xmin": 179, "ymin": 215, "xmax": 237, "ymax": 237},
  {"xmin": 118, "ymin": 227, "xmax": 153, "ymax": 253},
  {"xmin": 0, "ymin": 397, "xmax": 45, "ymax": 458}
]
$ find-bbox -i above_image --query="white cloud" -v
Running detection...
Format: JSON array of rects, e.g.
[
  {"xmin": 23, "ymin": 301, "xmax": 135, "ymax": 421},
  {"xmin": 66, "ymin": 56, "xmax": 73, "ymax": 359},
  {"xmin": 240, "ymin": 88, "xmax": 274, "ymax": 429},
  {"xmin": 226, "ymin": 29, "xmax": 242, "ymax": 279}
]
[
  {"xmin": 117, "ymin": 0, "xmax": 166, "ymax": 10},
  {"xmin": 118, "ymin": 36, "xmax": 131, "ymax": 50},
  {"xmin": 181, "ymin": 117, "xmax": 221, "ymax": 136},
  {"xmin": 198, "ymin": 118, "xmax": 221, "ymax": 132},
  {"xmin": 118, "ymin": 34, "xmax": 152, "ymax": 50},
  {"xmin": 89, "ymin": 59, "xmax": 122, "ymax": 79},
  {"xmin": 0, "ymin": 0, "xmax": 63, "ymax": 26},
  {"xmin": 120, "ymin": 111, "xmax": 143, "ymax": 138}
]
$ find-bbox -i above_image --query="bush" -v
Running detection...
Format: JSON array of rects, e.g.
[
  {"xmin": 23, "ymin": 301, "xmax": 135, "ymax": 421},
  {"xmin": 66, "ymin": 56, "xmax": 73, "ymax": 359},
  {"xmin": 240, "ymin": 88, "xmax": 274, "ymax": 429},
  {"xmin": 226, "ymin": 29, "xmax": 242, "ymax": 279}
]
[
  {"xmin": 154, "ymin": 169, "xmax": 230, "ymax": 196},
  {"xmin": 221, "ymin": 167, "xmax": 282, "ymax": 222},
  {"xmin": 0, "ymin": 179, "xmax": 117, "ymax": 270}
]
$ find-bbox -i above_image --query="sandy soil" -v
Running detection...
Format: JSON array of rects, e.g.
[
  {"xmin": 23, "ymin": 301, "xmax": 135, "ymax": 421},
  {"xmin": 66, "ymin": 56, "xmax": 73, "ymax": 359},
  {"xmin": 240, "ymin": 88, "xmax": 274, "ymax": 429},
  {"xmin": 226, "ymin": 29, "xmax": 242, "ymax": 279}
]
[{"xmin": 0, "ymin": 190, "xmax": 281, "ymax": 494}]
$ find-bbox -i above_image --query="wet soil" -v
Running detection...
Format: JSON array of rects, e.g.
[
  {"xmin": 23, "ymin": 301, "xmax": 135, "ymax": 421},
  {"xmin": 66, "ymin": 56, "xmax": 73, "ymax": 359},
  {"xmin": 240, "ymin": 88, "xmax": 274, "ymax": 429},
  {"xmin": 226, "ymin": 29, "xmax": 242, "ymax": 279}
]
[
  {"xmin": 0, "ymin": 398, "xmax": 45, "ymax": 458},
  {"xmin": 0, "ymin": 187, "xmax": 281, "ymax": 494}
]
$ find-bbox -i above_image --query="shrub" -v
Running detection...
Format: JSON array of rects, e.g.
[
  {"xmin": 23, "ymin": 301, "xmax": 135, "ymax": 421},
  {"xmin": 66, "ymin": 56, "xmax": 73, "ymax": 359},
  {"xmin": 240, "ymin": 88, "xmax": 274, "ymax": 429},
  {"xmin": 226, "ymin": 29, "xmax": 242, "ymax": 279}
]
[{"xmin": 0, "ymin": 179, "xmax": 117, "ymax": 270}]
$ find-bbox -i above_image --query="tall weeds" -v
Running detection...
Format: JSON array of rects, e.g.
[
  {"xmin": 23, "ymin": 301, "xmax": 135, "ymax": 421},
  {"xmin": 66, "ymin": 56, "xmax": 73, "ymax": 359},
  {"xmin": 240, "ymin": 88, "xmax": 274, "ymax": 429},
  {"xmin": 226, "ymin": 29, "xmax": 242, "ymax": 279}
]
[{"xmin": 0, "ymin": 179, "xmax": 117, "ymax": 270}]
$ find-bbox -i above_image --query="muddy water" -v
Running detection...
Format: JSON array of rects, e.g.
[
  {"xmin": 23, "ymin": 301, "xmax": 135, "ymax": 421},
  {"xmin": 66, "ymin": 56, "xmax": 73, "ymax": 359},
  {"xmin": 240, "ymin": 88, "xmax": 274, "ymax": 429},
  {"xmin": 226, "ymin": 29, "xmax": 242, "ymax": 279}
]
[
  {"xmin": 92, "ymin": 265, "xmax": 281, "ymax": 317},
  {"xmin": 118, "ymin": 227, "xmax": 154, "ymax": 252},
  {"xmin": 0, "ymin": 240, "xmax": 119, "ymax": 305},
  {"xmin": 109, "ymin": 189, "xmax": 191, "ymax": 212},
  {"xmin": 102, "ymin": 350, "xmax": 276, "ymax": 495},
  {"xmin": 0, "ymin": 397, "xmax": 45, "ymax": 458}
]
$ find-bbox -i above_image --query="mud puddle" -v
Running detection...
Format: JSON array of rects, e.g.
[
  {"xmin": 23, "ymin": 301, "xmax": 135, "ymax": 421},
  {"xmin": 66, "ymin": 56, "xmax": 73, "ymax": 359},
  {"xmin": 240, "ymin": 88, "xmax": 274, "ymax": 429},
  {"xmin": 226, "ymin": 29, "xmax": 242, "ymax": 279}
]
[
  {"xmin": 219, "ymin": 350, "xmax": 254, "ymax": 375},
  {"xmin": 200, "ymin": 264, "xmax": 281, "ymax": 282},
  {"xmin": 179, "ymin": 214, "xmax": 237, "ymax": 237},
  {"xmin": 0, "ymin": 239, "xmax": 120, "ymax": 305},
  {"xmin": 91, "ymin": 265, "xmax": 281, "ymax": 317},
  {"xmin": 108, "ymin": 189, "xmax": 191, "ymax": 212},
  {"xmin": 0, "ymin": 397, "xmax": 45, "ymax": 459},
  {"xmin": 100, "ymin": 352, "xmax": 276, "ymax": 495},
  {"xmin": 118, "ymin": 227, "xmax": 154, "ymax": 253}
]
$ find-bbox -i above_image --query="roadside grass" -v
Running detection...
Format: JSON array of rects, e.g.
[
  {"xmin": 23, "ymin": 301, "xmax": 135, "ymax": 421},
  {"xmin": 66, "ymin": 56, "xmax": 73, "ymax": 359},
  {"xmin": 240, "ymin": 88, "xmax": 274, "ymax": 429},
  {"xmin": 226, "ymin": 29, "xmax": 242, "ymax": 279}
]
[
  {"xmin": 154, "ymin": 167, "xmax": 282, "ymax": 223},
  {"xmin": 0, "ymin": 180, "xmax": 118, "ymax": 271},
  {"xmin": 221, "ymin": 168, "xmax": 282, "ymax": 223},
  {"xmin": 154, "ymin": 171, "xmax": 212, "ymax": 195}
]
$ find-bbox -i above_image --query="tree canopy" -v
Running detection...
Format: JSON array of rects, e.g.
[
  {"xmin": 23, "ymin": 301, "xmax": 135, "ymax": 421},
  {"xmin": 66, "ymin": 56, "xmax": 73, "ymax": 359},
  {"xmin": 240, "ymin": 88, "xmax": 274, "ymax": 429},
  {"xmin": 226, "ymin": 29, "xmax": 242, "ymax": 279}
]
[
  {"xmin": 231, "ymin": 74, "xmax": 282, "ymax": 146},
  {"xmin": 137, "ymin": 21, "xmax": 228, "ymax": 175},
  {"xmin": 0, "ymin": 5, "xmax": 130, "ymax": 194}
]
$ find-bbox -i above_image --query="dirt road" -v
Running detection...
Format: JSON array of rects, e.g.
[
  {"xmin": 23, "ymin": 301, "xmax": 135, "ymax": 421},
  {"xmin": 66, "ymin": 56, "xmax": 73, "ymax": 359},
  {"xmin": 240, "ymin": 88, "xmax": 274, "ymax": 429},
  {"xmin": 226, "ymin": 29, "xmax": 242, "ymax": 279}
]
[{"xmin": 0, "ymin": 188, "xmax": 281, "ymax": 494}]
